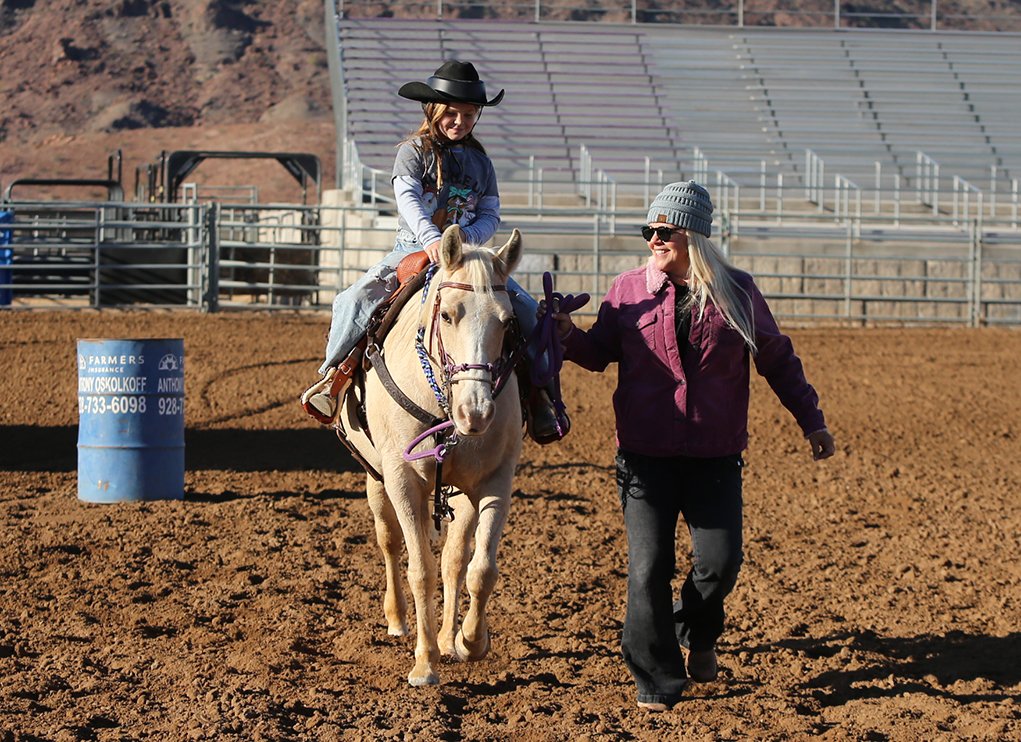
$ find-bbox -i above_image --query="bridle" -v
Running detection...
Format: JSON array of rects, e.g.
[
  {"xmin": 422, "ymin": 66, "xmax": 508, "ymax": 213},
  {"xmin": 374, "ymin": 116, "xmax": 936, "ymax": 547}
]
[{"xmin": 414, "ymin": 269, "xmax": 518, "ymax": 415}]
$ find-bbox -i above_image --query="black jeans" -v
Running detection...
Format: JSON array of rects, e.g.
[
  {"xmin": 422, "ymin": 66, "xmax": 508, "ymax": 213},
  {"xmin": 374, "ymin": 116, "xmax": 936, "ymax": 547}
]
[{"xmin": 615, "ymin": 449, "xmax": 745, "ymax": 705}]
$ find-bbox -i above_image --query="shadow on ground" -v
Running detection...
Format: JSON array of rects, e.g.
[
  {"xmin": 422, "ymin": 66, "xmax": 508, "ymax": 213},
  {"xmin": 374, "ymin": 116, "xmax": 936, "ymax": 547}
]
[
  {"xmin": 0, "ymin": 425, "xmax": 361, "ymax": 473},
  {"xmin": 769, "ymin": 630, "xmax": 1021, "ymax": 705}
]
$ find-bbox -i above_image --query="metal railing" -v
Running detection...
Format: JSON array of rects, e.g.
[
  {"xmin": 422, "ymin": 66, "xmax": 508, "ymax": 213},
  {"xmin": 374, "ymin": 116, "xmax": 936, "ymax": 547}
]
[
  {"xmin": 3, "ymin": 197, "xmax": 1021, "ymax": 327},
  {"xmin": 834, "ymin": 175, "xmax": 862, "ymax": 234},
  {"xmin": 335, "ymin": 0, "xmax": 1021, "ymax": 31},
  {"xmin": 0, "ymin": 202, "xmax": 207, "ymax": 309},
  {"xmin": 917, "ymin": 152, "xmax": 941, "ymax": 217},
  {"xmin": 953, "ymin": 176, "xmax": 983, "ymax": 228}
]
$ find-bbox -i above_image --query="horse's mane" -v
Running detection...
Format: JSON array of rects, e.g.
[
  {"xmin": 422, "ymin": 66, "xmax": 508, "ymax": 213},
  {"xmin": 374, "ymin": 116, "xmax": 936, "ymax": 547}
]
[
  {"xmin": 457, "ymin": 245, "xmax": 499, "ymax": 296},
  {"xmin": 418, "ymin": 244, "xmax": 500, "ymax": 326}
]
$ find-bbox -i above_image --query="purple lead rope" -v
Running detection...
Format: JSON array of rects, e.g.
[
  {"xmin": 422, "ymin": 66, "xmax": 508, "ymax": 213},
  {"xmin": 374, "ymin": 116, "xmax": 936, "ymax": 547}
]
[
  {"xmin": 403, "ymin": 420, "xmax": 456, "ymax": 462},
  {"xmin": 403, "ymin": 420, "xmax": 458, "ymax": 529},
  {"xmin": 525, "ymin": 272, "xmax": 589, "ymax": 427}
]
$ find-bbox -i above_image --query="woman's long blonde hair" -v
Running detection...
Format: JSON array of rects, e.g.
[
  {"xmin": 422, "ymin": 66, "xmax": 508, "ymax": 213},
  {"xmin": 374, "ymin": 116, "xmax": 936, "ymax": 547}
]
[
  {"xmin": 401, "ymin": 102, "xmax": 485, "ymax": 191},
  {"xmin": 686, "ymin": 231, "xmax": 758, "ymax": 354}
]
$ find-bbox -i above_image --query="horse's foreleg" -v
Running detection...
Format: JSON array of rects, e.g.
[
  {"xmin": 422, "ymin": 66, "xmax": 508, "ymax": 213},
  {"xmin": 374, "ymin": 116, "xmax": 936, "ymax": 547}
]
[
  {"xmin": 366, "ymin": 477, "xmax": 408, "ymax": 636},
  {"xmin": 387, "ymin": 491, "xmax": 441, "ymax": 686},
  {"xmin": 438, "ymin": 494, "xmax": 478, "ymax": 658},
  {"xmin": 456, "ymin": 492, "xmax": 510, "ymax": 662}
]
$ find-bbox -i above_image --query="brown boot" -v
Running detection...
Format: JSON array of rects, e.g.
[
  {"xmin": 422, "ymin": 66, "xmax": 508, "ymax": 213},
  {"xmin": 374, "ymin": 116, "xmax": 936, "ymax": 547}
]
[
  {"xmin": 526, "ymin": 387, "xmax": 570, "ymax": 445},
  {"xmin": 301, "ymin": 347, "xmax": 362, "ymax": 425},
  {"xmin": 686, "ymin": 648, "xmax": 718, "ymax": 682}
]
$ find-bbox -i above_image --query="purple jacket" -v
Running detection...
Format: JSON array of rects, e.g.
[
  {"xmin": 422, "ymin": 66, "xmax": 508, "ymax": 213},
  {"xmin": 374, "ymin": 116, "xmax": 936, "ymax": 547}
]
[{"xmin": 562, "ymin": 260, "xmax": 826, "ymax": 457}]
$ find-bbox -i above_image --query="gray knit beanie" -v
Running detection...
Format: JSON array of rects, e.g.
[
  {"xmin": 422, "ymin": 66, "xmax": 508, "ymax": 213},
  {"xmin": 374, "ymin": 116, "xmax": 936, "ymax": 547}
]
[{"xmin": 647, "ymin": 181, "xmax": 714, "ymax": 237}]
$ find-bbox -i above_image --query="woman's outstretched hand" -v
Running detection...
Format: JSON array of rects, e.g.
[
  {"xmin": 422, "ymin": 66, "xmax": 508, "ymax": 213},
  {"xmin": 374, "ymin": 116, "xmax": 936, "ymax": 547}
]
[
  {"xmin": 537, "ymin": 296, "xmax": 576, "ymax": 341},
  {"xmin": 808, "ymin": 429, "xmax": 836, "ymax": 461}
]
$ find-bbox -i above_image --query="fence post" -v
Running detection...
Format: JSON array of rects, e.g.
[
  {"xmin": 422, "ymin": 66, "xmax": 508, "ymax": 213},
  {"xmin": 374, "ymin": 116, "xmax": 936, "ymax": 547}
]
[
  {"xmin": 894, "ymin": 173, "xmax": 901, "ymax": 227},
  {"xmin": 874, "ymin": 161, "xmax": 881, "ymax": 215},
  {"xmin": 644, "ymin": 157, "xmax": 651, "ymax": 205},
  {"xmin": 92, "ymin": 208, "xmax": 102, "ymax": 309},
  {"xmin": 776, "ymin": 173, "xmax": 783, "ymax": 224},
  {"xmin": 719, "ymin": 211, "xmax": 731, "ymax": 258},
  {"xmin": 972, "ymin": 218, "xmax": 983, "ymax": 327},
  {"xmin": 1014, "ymin": 178, "xmax": 1019, "ymax": 229},
  {"xmin": 187, "ymin": 204, "xmax": 200, "ymax": 307},
  {"xmin": 530, "ymin": 153, "xmax": 539, "ymax": 206},
  {"xmin": 844, "ymin": 218, "xmax": 854, "ymax": 320},
  {"xmin": 760, "ymin": 160, "xmax": 766, "ymax": 212},
  {"xmin": 203, "ymin": 203, "xmax": 220, "ymax": 313},
  {"xmin": 990, "ymin": 164, "xmax": 997, "ymax": 217}
]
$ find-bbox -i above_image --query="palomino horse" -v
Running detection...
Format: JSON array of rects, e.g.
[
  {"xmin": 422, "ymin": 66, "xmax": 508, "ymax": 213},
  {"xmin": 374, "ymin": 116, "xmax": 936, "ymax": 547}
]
[{"xmin": 338, "ymin": 224, "xmax": 524, "ymax": 686}]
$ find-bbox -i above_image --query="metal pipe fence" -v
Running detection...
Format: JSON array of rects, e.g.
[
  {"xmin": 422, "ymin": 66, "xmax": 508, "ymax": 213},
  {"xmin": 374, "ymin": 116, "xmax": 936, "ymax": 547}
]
[
  {"xmin": 335, "ymin": 0, "xmax": 1021, "ymax": 31},
  {"xmin": 2, "ymin": 199, "xmax": 1020, "ymax": 327}
]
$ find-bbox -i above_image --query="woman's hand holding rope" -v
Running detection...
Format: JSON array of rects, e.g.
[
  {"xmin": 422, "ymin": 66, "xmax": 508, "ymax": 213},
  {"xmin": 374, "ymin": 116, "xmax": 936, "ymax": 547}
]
[{"xmin": 529, "ymin": 272, "xmax": 588, "ymax": 390}]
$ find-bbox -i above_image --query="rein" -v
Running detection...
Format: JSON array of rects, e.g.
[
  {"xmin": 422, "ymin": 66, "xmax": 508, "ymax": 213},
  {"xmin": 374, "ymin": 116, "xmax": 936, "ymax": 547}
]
[{"xmin": 403, "ymin": 419, "xmax": 458, "ymax": 529}]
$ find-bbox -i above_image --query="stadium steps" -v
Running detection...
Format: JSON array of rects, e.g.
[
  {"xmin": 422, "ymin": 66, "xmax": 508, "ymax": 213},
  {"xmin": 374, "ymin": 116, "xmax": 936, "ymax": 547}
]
[{"xmin": 332, "ymin": 19, "xmax": 1021, "ymax": 197}]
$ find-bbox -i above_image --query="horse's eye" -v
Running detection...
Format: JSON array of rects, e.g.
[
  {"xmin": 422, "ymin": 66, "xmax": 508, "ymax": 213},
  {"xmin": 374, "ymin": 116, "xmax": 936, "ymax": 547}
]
[{"xmin": 440, "ymin": 312, "xmax": 452, "ymax": 324}]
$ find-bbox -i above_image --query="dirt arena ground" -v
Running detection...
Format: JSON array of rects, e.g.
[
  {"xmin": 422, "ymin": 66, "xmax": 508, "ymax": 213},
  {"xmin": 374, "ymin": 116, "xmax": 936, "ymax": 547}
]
[{"xmin": 2, "ymin": 310, "xmax": 1019, "ymax": 742}]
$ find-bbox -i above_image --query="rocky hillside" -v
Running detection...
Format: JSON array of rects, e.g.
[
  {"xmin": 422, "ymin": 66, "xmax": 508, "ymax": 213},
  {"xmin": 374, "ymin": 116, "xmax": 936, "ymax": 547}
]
[
  {"xmin": 0, "ymin": 0, "xmax": 336, "ymax": 199},
  {"xmin": 1, "ymin": 0, "xmax": 1017, "ymax": 200},
  {"xmin": 0, "ymin": 0, "xmax": 331, "ymax": 144}
]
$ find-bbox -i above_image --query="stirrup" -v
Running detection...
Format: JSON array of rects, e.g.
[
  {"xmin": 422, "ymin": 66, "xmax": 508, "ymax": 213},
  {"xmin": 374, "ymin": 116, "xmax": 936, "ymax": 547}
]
[
  {"xmin": 301, "ymin": 345, "xmax": 364, "ymax": 425},
  {"xmin": 301, "ymin": 367, "xmax": 351, "ymax": 425}
]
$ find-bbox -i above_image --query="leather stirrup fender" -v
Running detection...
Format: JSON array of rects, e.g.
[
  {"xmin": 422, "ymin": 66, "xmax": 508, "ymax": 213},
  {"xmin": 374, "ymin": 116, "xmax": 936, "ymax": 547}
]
[{"xmin": 396, "ymin": 250, "xmax": 430, "ymax": 285}]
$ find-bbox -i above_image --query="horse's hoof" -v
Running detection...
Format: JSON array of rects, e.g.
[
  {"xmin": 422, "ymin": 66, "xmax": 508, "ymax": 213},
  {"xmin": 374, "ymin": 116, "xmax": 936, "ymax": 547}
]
[
  {"xmin": 387, "ymin": 623, "xmax": 409, "ymax": 637},
  {"xmin": 455, "ymin": 630, "xmax": 490, "ymax": 662},
  {"xmin": 408, "ymin": 672, "xmax": 440, "ymax": 687},
  {"xmin": 438, "ymin": 637, "xmax": 459, "ymax": 659}
]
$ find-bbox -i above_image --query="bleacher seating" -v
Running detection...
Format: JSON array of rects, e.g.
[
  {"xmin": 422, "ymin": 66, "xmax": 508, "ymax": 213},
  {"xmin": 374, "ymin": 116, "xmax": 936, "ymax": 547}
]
[
  {"xmin": 338, "ymin": 20, "xmax": 683, "ymax": 189},
  {"xmin": 333, "ymin": 19, "xmax": 1021, "ymax": 199}
]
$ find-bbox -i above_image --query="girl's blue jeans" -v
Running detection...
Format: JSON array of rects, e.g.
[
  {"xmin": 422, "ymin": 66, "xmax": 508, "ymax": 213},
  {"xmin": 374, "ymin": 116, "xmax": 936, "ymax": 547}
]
[{"xmin": 614, "ymin": 448, "xmax": 745, "ymax": 706}]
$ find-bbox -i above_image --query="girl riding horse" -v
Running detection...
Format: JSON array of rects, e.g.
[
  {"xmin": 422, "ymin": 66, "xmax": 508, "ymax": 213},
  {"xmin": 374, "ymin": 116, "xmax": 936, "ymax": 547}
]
[{"xmin": 302, "ymin": 60, "xmax": 568, "ymax": 444}]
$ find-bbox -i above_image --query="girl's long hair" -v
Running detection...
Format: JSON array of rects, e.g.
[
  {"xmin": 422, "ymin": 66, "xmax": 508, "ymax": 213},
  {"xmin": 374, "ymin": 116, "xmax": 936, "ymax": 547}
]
[
  {"xmin": 686, "ymin": 231, "xmax": 758, "ymax": 354},
  {"xmin": 401, "ymin": 102, "xmax": 486, "ymax": 190}
]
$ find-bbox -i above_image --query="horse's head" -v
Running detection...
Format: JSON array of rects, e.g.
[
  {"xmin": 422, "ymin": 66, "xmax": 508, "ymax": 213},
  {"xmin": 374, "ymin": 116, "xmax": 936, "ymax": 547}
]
[{"xmin": 428, "ymin": 225, "xmax": 522, "ymax": 437}]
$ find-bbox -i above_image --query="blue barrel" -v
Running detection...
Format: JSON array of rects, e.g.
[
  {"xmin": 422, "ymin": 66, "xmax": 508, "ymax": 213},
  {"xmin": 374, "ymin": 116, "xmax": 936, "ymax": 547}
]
[
  {"xmin": 1, "ymin": 210, "xmax": 12, "ymax": 306},
  {"xmin": 77, "ymin": 338, "xmax": 185, "ymax": 502}
]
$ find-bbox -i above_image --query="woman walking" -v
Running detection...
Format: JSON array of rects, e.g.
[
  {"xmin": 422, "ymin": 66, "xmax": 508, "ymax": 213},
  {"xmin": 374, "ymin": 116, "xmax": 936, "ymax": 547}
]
[{"xmin": 543, "ymin": 181, "xmax": 835, "ymax": 711}]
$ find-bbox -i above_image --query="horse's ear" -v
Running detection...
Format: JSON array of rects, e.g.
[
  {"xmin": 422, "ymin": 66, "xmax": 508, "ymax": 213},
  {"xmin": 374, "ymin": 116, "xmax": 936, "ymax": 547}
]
[
  {"xmin": 493, "ymin": 228, "xmax": 522, "ymax": 279},
  {"xmin": 440, "ymin": 225, "xmax": 463, "ymax": 270}
]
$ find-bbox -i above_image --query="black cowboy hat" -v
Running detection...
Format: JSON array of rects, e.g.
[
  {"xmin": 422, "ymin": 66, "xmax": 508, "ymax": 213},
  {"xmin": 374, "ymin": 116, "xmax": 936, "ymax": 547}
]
[{"xmin": 398, "ymin": 60, "xmax": 505, "ymax": 107}]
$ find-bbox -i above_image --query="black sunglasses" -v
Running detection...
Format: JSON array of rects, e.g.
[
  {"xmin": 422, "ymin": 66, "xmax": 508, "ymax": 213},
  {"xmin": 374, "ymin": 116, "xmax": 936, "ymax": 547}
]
[{"xmin": 641, "ymin": 226, "xmax": 684, "ymax": 241}]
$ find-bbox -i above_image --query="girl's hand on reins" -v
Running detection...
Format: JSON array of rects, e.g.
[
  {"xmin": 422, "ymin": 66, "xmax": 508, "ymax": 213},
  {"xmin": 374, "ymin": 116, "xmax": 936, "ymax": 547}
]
[{"xmin": 425, "ymin": 239, "xmax": 442, "ymax": 263}]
